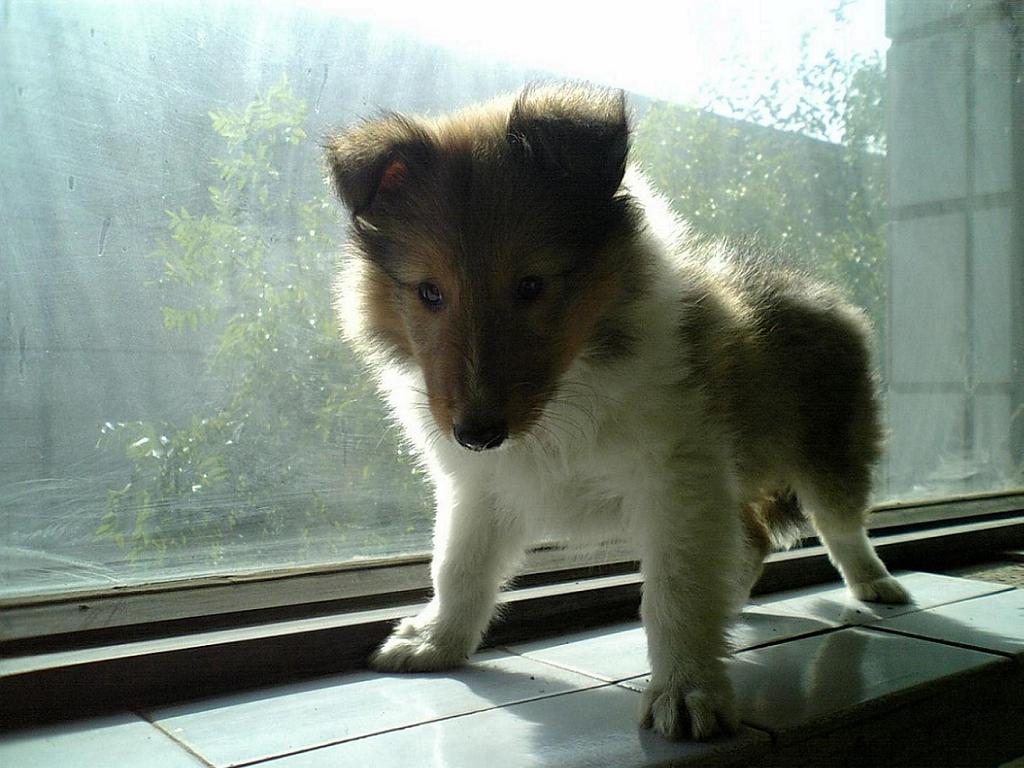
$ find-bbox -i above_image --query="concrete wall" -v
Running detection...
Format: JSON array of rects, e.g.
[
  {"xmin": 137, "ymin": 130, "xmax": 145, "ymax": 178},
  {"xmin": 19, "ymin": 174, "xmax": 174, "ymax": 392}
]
[{"xmin": 885, "ymin": 0, "xmax": 1023, "ymax": 498}]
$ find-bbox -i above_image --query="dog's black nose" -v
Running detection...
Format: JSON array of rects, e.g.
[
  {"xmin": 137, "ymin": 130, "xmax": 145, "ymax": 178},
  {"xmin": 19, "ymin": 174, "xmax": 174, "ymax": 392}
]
[{"xmin": 454, "ymin": 420, "xmax": 508, "ymax": 451}]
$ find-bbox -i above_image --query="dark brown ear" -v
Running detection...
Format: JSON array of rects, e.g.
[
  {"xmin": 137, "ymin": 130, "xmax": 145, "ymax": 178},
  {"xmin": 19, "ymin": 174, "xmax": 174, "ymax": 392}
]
[
  {"xmin": 323, "ymin": 113, "xmax": 433, "ymax": 217},
  {"xmin": 507, "ymin": 83, "xmax": 629, "ymax": 198}
]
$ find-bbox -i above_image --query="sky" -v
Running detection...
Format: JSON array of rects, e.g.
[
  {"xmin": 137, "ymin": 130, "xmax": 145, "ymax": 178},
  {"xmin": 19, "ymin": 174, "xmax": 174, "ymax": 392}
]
[{"xmin": 299, "ymin": 0, "xmax": 889, "ymax": 108}]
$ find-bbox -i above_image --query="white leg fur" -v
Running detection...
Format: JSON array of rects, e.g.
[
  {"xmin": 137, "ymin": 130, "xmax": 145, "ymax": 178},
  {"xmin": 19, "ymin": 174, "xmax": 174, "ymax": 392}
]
[
  {"xmin": 797, "ymin": 481, "xmax": 911, "ymax": 605},
  {"xmin": 372, "ymin": 476, "xmax": 526, "ymax": 672},
  {"xmin": 632, "ymin": 460, "xmax": 743, "ymax": 740},
  {"xmin": 815, "ymin": 525, "xmax": 911, "ymax": 604}
]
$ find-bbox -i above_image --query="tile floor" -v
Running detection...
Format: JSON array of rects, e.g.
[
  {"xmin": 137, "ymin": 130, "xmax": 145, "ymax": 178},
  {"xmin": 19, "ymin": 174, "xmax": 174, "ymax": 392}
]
[{"xmin": 2, "ymin": 571, "xmax": 1021, "ymax": 767}]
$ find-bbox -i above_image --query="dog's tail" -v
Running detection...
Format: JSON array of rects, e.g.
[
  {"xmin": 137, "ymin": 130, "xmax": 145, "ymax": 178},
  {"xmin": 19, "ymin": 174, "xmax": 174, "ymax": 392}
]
[
  {"xmin": 743, "ymin": 488, "xmax": 807, "ymax": 555},
  {"xmin": 740, "ymin": 488, "xmax": 806, "ymax": 598}
]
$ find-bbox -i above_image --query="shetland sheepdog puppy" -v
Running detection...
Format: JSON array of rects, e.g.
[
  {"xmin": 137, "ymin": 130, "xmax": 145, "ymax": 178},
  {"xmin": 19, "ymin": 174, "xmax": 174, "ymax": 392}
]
[{"xmin": 325, "ymin": 82, "xmax": 910, "ymax": 741}]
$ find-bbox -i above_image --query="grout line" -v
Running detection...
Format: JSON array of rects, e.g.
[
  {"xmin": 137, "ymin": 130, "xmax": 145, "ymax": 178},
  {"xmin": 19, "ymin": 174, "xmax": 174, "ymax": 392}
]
[
  {"xmin": 734, "ymin": 625, "xmax": 843, "ymax": 654},
  {"xmin": 137, "ymin": 710, "xmax": 217, "ymax": 768},
  {"xmin": 503, "ymin": 625, "xmax": 848, "ymax": 688},
  {"xmin": 494, "ymin": 643, "xmax": 629, "ymax": 686},
  {"xmin": 754, "ymin": 582, "xmax": 1015, "ymax": 626},
  {"xmin": 856, "ymin": 583, "xmax": 1016, "ymax": 625},
  {"xmin": 222, "ymin": 682, "xmax": 625, "ymax": 768},
  {"xmin": 865, "ymin": 623, "xmax": 1020, "ymax": 661}
]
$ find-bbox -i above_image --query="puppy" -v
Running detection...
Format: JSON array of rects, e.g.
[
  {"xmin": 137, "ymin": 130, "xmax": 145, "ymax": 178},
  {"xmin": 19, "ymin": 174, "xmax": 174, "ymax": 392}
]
[{"xmin": 324, "ymin": 83, "xmax": 910, "ymax": 741}]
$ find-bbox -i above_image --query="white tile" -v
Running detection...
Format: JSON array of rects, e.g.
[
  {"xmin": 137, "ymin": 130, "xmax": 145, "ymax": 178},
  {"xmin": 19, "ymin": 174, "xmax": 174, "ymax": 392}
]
[
  {"xmin": 0, "ymin": 714, "xmax": 204, "ymax": 768},
  {"xmin": 880, "ymin": 588, "xmax": 1024, "ymax": 657},
  {"xmin": 508, "ymin": 621, "xmax": 649, "ymax": 681},
  {"xmin": 732, "ymin": 627, "xmax": 1004, "ymax": 736},
  {"xmin": 619, "ymin": 627, "xmax": 1004, "ymax": 739},
  {"xmin": 147, "ymin": 650, "xmax": 602, "ymax": 767},
  {"xmin": 730, "ymin": 607, "xmax": 832, "ymax": 649},
  {"xmin": 752, "ymin": 571, "xmax": 1009, "ymax": 627},
  {"xmin": 258, "ymin": 684, "xmax": 770, "ymax": 768},
  {"xmin": 508, "ymin": 610, "xmax": 831, "ymax": 683}
]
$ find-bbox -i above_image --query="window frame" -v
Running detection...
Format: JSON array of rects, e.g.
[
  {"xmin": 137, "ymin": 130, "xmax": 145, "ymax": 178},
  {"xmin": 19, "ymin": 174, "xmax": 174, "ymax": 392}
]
[
  {"xmin": 3, "ymin": 492, "xmax": 1021, "ymax": 644},
  {"xmin": 2, "ymin": 492, "xmax": 1022, "ymax": 728}
]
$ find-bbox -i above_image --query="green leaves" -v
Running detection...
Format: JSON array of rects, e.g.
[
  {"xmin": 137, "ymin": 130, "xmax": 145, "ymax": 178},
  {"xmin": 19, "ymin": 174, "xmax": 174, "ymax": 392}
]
[
  {"xmin": 209, "ymin": 75, "xmax": 308, "ymax": 150},
  {"xmin": 634, "ymin": 52, "xmax": 888, "ymax": 338},
  {"xmin": 97, "ymin": 76, "xmax": 430, "ymax": 565}
]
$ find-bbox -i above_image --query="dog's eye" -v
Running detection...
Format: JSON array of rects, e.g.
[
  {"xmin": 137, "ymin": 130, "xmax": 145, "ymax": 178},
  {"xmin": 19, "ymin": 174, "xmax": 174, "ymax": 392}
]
[
  {"xmin": 516, "ymin": 275, "xmax": 544, "ymax": 302},
  {"xmin": 417, "ymin": 281, "xmax": 444, "ymax": 310}
]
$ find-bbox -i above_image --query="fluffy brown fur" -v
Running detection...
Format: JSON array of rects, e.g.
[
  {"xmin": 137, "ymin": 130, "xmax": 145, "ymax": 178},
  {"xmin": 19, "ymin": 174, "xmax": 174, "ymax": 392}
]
[{"xmin": 325, "ymin": 82, "xmax": 909, "ymax": 741}]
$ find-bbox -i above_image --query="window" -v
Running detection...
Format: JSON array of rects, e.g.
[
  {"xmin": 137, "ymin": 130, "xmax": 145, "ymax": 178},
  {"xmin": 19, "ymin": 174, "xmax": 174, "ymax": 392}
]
[{"xmin": 1, "ymin": 0, "xmax": 1021, "ymax": 610}]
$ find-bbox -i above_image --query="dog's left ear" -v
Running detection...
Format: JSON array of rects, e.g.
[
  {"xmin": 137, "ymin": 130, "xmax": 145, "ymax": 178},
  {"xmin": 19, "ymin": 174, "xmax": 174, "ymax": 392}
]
[{"xmin": 508, "ymin": 83, "xmax": 629, "ymax": 198}]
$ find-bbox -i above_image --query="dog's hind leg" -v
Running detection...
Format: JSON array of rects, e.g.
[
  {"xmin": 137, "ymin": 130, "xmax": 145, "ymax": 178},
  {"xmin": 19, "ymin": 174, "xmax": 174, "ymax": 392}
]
[{"xmin": 794, "ymin": 472, "xmax": 910, "ymax": 604}]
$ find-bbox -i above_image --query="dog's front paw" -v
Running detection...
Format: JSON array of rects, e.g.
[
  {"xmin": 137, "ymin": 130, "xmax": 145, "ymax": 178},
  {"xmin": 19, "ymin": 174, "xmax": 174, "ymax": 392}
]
[
  {"xmin": 370, "ymin": 616, "xmax": 469, "ymax": 673},
  {"xmin": 639, "ymin": 673, "xmax": 738, "ymax": 741},
  {"xmin": 850, "ymin": 575, "xmax": 911, "ymax": 605}
]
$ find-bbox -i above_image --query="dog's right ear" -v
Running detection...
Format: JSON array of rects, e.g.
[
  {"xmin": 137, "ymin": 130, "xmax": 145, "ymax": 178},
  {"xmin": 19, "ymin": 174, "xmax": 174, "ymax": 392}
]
[{"xmin": 323, "ymin": 114, "xmax": 433, "ymax": 218}]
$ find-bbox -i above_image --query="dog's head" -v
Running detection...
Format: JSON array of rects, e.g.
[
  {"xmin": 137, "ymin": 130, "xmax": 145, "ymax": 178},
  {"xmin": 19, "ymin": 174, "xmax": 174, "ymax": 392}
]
[{"xmin": 326, "ymin": 83, "xmax": 638, "ymax": 451}]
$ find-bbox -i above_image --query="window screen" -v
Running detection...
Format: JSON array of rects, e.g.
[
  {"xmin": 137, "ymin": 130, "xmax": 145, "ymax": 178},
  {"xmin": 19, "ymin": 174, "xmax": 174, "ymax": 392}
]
[{"xmin": 2, "ymin": 0, "xmax": 1021, "ymax": 599}]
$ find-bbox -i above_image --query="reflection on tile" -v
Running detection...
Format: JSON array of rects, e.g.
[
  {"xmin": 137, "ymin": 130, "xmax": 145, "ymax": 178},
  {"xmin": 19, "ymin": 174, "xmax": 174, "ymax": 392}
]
[
  {"xmin": 732, "ymin": 628, "xmax": 1002, "ymax": 736},
  {"xmin": 753, "ymin": 571, "xmax": 1009, "ymax": 626},
  {"xmin": 0, "ymin": 714, "xmax": 204, "ymax": 768},
  {"xmin": 147, "ymin": 650, "xmax": 602, "ymax": 767},
  {"xmin": 620, "ymin": 627, "xmax": 1004, "ymax": 739},
  {"xmin": 259, "ymin": 684, "xmax": 770, "ymax": 768},
  {"xmin": 881, "ymin": 588, "xmax": 1024, "ymax": 657},
  {"xmin": 509, "ymin": 609, "xmax": 831, "ymax": 685}
]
